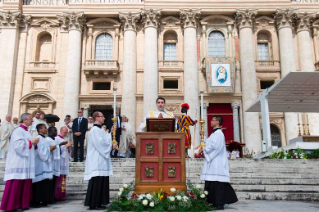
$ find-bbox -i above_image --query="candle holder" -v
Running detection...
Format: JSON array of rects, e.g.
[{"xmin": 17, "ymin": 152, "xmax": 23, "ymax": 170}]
[
  {"xmin": 302, "ymin": 124, "xmax": 306, "ymax": 136},
  {"xmin": 112, "ymin": 116, "xmax": 119, "ymax": 150},
  {"xmin": 199, "ymin": 119, "xmax": 206, "ymax": 152},
  {"xmin": 298, "ymin": 123, "xmax": 301, "ymax": 136},
  {"xmin": 307, "ymin": 124, "xmax": 311, "ymax": 136}
]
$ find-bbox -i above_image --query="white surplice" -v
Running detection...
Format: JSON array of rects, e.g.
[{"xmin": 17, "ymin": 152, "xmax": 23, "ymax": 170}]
[
  {"xmin": 55, "ymin": 135, "xmax": 71, "ymax": 175},
  {"xmin": 0, "ymin": 121, "xmax": 14, "ymax": 158},
  {"xmin": 200, "ymin": 128, "xmax": 230, "ymax": 183},
  {"xmin": 137, "ymin": 109, "xmax": 175, "ymax": 132},
  {"xmin": 45, "ymin": 136, "xmax": 60, "ymax": 177},
  {"xmin": 84, "ymin": 125, "xmax": 113, "ymax": 181},
  {"xmin": 33, "ymin": 135, "xmax": 53, "ymax": 183},
  {"xmin": 58, "ymin": 121, "xmax": 73, "ymax": 142},
  {"xmin": 4, "ymin": 125, "xmax": 35, "ymax": 181}
]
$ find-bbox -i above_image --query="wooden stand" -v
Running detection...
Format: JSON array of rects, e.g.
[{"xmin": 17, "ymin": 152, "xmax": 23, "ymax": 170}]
[{"xmin": 135, "ymin": 118, "xmax": 186, "ymax": 194}]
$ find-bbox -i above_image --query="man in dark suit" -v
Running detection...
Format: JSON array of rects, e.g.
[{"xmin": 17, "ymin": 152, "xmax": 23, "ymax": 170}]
[
  {"xmin": 107, "ymin": 106, "xmax": 122, "ymax": 158},
  {"xmin": 72, "ymin": 109, "xmax": 88, "ymax": 162}
]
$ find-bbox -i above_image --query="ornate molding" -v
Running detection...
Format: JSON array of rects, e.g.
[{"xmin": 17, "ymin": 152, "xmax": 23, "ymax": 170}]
[
  {"xmin": 180, "ymin": 9, "xmax": 201, "ymax": 29},
  {"xmin": 141, "ymin": 9, "xmax": 161, "ymax": 29},
  {"xmin": 0, "ymin": 11, "xmax": 31, "ymax": 29},
  {"xmin": 295, "ymin": 12, "xmax": 316, "ymax": 33},
  {"xmin": 119, "ymin": 12, "xmax": 140, "ymax": 32},
  {"xmin": 274, "ymin": 8, "xmax": 297, "ymax": 30},
  {"xmin": 235, "ymin": 9, "xmax": 258, "ymax": 29},
  {"xmin": 231, "ymin": 102, "xmax": 240, "ymax": 109},
  {"xmin": 57, "ymin": 12, "xmax": 86, "ymax": 32}
]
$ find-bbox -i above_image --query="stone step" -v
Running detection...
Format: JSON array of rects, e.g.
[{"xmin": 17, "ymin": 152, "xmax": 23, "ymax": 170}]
[
  {"xmin": 232, "ymin": 185, "xmax": 319, "ymax": 192},
  {"xmin": 236, "ymin": 191, "xmax": 319, "ymax": 201}
]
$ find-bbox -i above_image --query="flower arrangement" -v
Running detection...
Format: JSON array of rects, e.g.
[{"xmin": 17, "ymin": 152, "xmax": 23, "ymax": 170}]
[
  {"xmin": 108, "ymin": 180, "xmax": 212, "ymax": 212},
  {"xmin": 269, "ymin": 148, "xmax": 308, "ymax": 159}
]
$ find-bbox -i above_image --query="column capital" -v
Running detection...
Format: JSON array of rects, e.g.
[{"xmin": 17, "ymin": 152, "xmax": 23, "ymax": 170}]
[
  {"xmin": 295, "ymin": 12, "xmax": 316, "ymax": 33},
  {"xmin": 119, "ymin": 12, "xmax": 140, "ymax": 32},
  {"xmin": 0, "ymin": 11, "xmax": 31, "ymax": 29},
  {"xmin": 235, "ymin": 9, "xmax": 258, "ymax": 30},
  {"xmin": 180, "ymin": 9, "xmax": 201, "ymax": 29},
  {"xmin": 231, "ymin": 102, "xmax": 240, "ymax": 109},
  {"xmin": 57, "ymin": 12, "xmax": 86, "ymax": 33},
  {"xmin": 141, "ymin": 8, "xmax": 161, "ymax": 29},
  {"xmin": 274, "ymin": 8, "xmax": 297, "ymax": 30},
  {"xmin": 203, "ymin": 103, "xmax": 209, "ymax": 109}
]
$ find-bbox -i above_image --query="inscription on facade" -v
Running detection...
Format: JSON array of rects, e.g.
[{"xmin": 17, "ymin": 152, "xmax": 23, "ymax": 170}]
[{"xmin": 22, "ymin": 0, "xmax": 142, "ymax": 5}]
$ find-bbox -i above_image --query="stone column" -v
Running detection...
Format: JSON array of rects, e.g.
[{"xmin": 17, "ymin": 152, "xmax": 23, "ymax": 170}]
[
  {"xmin": 275, "ymin": 9, "xmax": 299, "ymax": 143},
  {"xmin": 295, "ymin": 12, "xmax": 319, "ymax": 136},
  {"xmin": 0, "ymin": 11, "xmax": 25, "ymax": 119},
  {"xmin": 119, "ymin": 12, "xmax": 140, "ymax": 131},
  {"xmin": 180, "ymin": 9, "xmax": 201, "ymax": 145},
  {"xmin": 58, "ymin": 12, "xmax": 85, "ymax": 118},
  {"xmin": 141, "ymin": 9, "xmax": 161, "ymax": 116},
  {"xmin": 203, "ymin": 103, "xmax": 209, "ymax": 138},
  {"xmin": 83, "ymin": 105, "xmax": 89, "ymax": 118},
  {"xmin": 231, "ymin": 102, "xmax": 241, "ymax": 142},
  {"xmin": 235, "ymin": 9, "xmax": 261, "ymax": 152}
]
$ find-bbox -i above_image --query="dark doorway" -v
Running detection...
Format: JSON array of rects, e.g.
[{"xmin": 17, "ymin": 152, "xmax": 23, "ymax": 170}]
[{"xmin": 90, "ymin": 105, "xmax": 113, "ymax": 126}]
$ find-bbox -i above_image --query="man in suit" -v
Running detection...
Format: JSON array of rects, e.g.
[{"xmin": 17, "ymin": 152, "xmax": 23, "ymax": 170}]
[
  {"xmin": 72, "ymin": 109, "xmax": 88, "ymax": 162},
  {"xmin": 107, "ymin": 106, "xmax": 122, "ymax": 158}
]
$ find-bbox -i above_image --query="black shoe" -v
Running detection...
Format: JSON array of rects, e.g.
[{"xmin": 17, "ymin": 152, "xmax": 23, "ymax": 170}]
[
  {"xmin": 73, "ymin": 160, "xmax": 78, "ymax": 162},
  {"xmin": 215, "ymin": 205, "xmax": 224, "ymax": 210},
  {"xmin": 30, "ymin": 203, "xmax": 42, "ymax": 208},
  {"xmin": 96, "ymin": 206, "xmax": 107, "ymax": 210}
]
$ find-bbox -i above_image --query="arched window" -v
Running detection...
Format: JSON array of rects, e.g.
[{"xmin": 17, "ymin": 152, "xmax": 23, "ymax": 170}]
[
  {"xmin": 257, "ymin": 32, "xmax": 271, "ymax": 60},
  {"xmin": 36, "ymin": 33, "xmax": 52, "ymax": 62},
  {"xmin": 95, "ymin": 33, "xmax": 113, "ymax": 60},
  {"xmin": 270, "ymin": 124, "xmax": 282, "ymax": 147},
  {"xmin": 208, "ymin": 31, "xmax": 225, "ymax": 57},
  {"xmin": 163, "ymin": 31, "xmax": 178, "ymax": 60}
]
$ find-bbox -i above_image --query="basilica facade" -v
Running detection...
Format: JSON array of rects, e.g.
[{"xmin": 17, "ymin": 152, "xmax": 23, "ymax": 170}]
[{"xmin": 1, "ymin": 0, "xmax": 319, "ymax": 152}]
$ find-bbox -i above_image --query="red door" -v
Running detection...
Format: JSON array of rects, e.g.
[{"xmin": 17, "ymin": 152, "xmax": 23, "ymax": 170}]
[{"xmin": 207, "ymin": 103, "xmax": 234, "ymax": 142}]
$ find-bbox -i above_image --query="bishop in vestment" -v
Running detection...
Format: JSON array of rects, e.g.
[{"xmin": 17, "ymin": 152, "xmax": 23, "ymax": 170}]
[
  {"xmin": 0, "ymin": 113, "xmax": 39, "ymax": 211},
  {"xmin": 200, "ymin": 116, "xmax": 238, "ymax": 210},
  {"xmin": 84, "ymin": 111, "xmax": 116, "ymax": 210}
]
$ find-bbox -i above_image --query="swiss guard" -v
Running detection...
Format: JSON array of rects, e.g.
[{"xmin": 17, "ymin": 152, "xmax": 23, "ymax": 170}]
[{"xmin": 177, "ymin": 103, "xmax": 198, "ymax": 158}]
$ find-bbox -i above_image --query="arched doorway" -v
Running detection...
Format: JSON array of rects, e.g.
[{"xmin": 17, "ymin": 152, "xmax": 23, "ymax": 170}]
[{"xmin": 270, "ymin": 124, "xmax": 282, "ymax": 147}]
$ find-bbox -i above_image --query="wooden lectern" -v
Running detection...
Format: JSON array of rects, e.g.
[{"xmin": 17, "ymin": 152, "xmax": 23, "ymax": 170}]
[{"xmin": 135, "ymin": 118, "xmax": 186, "ymax": 194}]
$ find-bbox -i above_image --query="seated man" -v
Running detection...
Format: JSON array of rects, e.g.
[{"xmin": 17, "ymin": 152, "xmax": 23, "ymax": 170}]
[{"xmin": 138, "ymin": 97, "xmax": 175, "ymax": 132}]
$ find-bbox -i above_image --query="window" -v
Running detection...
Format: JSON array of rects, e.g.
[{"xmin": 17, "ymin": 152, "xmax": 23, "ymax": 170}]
[
  {"xmin": 164, "ymin": 44, "xmax": 177, "ymax": 60},
  {"xmin": 257, "ymin": 32, "xmax": 271, "ymax": 61},
  {"xmin": 36, "ymin": 33, "xmax": 52, "ymax": 62},
  {"xmin": 271, "ymin": 124, "xmax": 282, "ymax": 147},
  {"xmin": 208, "ymin": 31, "xmax": 225, "ymax": 57},
  {"xmin": 95, "ymin": 33, "xmax": 113, "ymax": 60},
  {"xmin": 163, "ymin": 31, "xmax": 178, "ymax": 60},
  {"xmin": 93, "ymin": 82, "xmax": 111, "ymax": 90},
  {"xmin": 257, "ymin": 43, "xmax": 269, "ymax": 60},
  {"xmin": 260, "ymin": 80, "xmax": 275, "ymax": 90},
  {"xmin": 163, "ymin": 80, "xmax": 178, "ymax": 89}
]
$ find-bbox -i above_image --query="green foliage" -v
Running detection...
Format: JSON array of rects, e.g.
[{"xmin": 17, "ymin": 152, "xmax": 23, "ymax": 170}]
[
  {"xmin": 108, "ymin": 180, "xmax": 212, "ymax": 212},
  {"xmin": 269, "ymin": 148, "xmax": 307, "ymax": 159},
  {"xmin": 305, "ymin": 149, "xmax": 319, "ymax": 159}
]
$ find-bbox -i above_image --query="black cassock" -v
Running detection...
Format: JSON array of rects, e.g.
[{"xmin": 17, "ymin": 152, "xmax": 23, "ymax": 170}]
[
  {"xmin": 204, "ymin": 181, "xmax": 238, "ymax": 206},
  {"xmin": 84, "ymin": 176, "xmax": 110, "ymax": 208},
  {"xmin": 31, "ymin": 179, "xmax": 51, "ymax": 205}
]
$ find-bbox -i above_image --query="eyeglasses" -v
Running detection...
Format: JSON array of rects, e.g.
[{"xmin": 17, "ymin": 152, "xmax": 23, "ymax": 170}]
[
  {"xmin": 78, "ymin": 111, "xmax": 83, "ymax": 113},
  {"xmin": 97, "ymin": 116, "xmax": 104, "ymax": 118}
]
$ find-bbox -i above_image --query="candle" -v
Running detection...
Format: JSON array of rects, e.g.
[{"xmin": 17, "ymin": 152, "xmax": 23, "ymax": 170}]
[
  {"xmin": 113, "ymin": 85, "xmax": 117, "ymax": 117},
  {"xmin": 306, "ymin": 114, "xmax": 309, "ymax": 126},
  {"xmin": 297, "ymin": 113, "xmax": 300, "ymax": 124},
  {"xmin": 200, "ymin": 90, "xmax": 204, "ymax": 120}
]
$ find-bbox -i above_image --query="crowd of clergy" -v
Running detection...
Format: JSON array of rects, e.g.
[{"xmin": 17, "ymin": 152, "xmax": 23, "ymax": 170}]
[{"xmin": 0, "ymin": 96, "xmax": 238, "ymax": 211}]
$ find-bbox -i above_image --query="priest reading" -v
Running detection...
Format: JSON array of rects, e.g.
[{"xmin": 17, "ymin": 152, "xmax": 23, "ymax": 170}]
[
  {"xmin": 0, "ymin": 113, "xmax": 39, "ymax": 211},
  {"xmin": 200, "ymin": 115, "xmax": 238, "ymax": 210},
  {"xmin": 137, "ymin": 97, "xmax": 175, "ymax": 132},
  {"xmin": 31, "ymin": 124, "xmax": 56, "ymax": 208},
  {"xmin": 84, "ymin": 111, "xmax": 117, "ymax": 210}
]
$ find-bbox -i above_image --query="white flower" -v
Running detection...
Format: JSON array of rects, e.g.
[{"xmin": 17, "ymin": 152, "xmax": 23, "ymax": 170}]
[
  {"xmin": 204, "ymin": 191, "xmax": 208, "ymax": 195},
  {"xmin": 169, "ymin": 196, "xmax": 175, "ymax": 202},
  {"xmin": 196, "ymin": 184, "xmax": 201, "ymax": 189},
  {"xmin": 176, "ymin": 195, "xmax": 182, "ymax": 201},
  {"xmin": 119, "ymin": 188, "xmax": 124, "ymax": 192},
  {"xmin": 183, "ymin": 196, "xmax": 189, "ymax": 202},
  {"xmin": 118, "ymin": 191, "xmax": 122, "ymax": 196},
  {"xmin": 138, "ymin": 194, "xmax": 145, "ymax": 200},
  {"xmin": 142, "ymin": 199, "xmax": 148, "ymax": 206},
  {"xmin": 149, "ymin": 202, "xmax": 154, "ymax": 207},
  {"xmin": 200, "ymin": 194, "xmax": 205, "ymax": 198},
  {"xmin": 123, "ymin": 184, "xmax": 128, "ymax": 188},
  {"xmin": 170, "ymin": 187, "xmax": 176, "ymax": 192},
  {"xmin": 146, "ymin": 194, "xmax": 152, "ymax": 200}
]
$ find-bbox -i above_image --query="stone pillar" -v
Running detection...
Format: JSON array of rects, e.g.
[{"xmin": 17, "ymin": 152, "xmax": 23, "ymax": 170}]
[
  {"xmin": 119, "ymin": 12, "xmax": 140, "ymax": 131},
  {"xmin": 235, "ymin": 9, "xmax": 261, "ymax": 152},
  {"xmin": 180, "ymin": 9, "xmax": 201, "ymax": 145},
  {"xmin": 295, "ymin": 12, "xmax": 319, "ymax": 136},
  {"xmin": 275, "ymin": 9, "xmax": 299, "ymax": 143},
  {"xmin": 58, "ymin": 12, "xmax": 85, "ymax": 118},
  {"xmin": 203, "ymin": 103, "xmax": 209, "ymax": 138},
  {"xmin": 83, "ymin": 105, "xmax": 89, "ymax": 118},
  {"xmin": 231, "ymin": 102, "xmax": 241, "ymax": 142},
  {"xmin": 141, "ymin": 9, "xmax": 161, "ymax": 116},
  {"xmin": 0, "ymin": 11, "xmax": 27, "ymax": 119}
]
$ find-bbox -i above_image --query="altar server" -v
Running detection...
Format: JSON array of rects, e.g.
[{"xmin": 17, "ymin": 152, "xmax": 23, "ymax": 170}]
[
  {"xmin": 31, "ymin": 124, "xmax": 56, "ymax": 208},
  {"xmin": 0, "ymin": 113, "xmax": 39, "ymax": 211},
  {"xmin": 200, "ymin": 115, "xmax": 238, "ymax": 210},
  {"xmin": 55, "ymin": 126, "xmax": 72, "ymax": 201},
  {"xmin": 84, "ymin": 111, "xmax": 117, "ymax": 210}
]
